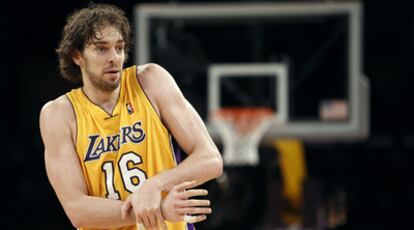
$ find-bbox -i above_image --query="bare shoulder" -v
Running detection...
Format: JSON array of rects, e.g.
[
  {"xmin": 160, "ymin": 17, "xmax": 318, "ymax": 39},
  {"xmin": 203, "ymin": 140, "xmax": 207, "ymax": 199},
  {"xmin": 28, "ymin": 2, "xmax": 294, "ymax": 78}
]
[
  {"xmin": 136, "ymin": 63, "xmax": 181, "ymax": 100},
  {"xmin": 135, "ymin": 63, "xmax": 184, "ymax": 120},
  {"xmin": 136, "ymin": 63, "xmax": 173, "ymax": 84},
  {"xmin": 137, "ymin": 63, "xmax": 167, "ymax": 76},
  {"xmin": 40, "ymin": 95, "xmax": 75, "ymax": 136},
  {"xmin": 40, "ymin": 95, "xmax": 73, "ymax": 121}
]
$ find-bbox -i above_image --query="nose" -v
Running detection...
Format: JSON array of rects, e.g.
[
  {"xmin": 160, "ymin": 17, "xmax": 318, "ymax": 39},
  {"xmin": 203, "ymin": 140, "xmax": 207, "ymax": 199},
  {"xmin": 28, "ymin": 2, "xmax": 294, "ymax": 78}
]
[{"xmin": 108, "ymin": 48, "xmax": 121, "ymax": 64}]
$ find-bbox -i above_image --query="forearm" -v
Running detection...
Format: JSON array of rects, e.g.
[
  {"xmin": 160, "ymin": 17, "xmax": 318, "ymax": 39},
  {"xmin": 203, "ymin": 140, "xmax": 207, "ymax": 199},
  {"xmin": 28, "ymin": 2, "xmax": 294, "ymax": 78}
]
[
  {"xmin": 64, "ymin": 195, "xmax": 135, "ymax": 229},
  {"xmin": 153, "ymin": 149, "xmax": 222, "ymax": 191}
]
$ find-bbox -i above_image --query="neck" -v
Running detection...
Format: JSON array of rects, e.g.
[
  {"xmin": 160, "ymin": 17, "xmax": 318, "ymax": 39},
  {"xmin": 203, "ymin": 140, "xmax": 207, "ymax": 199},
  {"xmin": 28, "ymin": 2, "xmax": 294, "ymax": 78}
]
[{"xmin": 82, "ymin": 84, "xmax": 120, "ymax": 115}]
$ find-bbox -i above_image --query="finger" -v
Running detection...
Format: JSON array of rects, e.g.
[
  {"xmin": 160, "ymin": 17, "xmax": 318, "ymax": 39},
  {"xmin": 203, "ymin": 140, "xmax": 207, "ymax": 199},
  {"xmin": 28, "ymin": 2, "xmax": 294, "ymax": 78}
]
[
  {"xmin": 156, "ymin": 210, "xmax": 167, "ymax": 230},
  {"xmin": 133, "ymin": 206, "xmax": 143, "ymax": 226},
  {"xmin": 147, "ymin": 211, "xmax": 158, "ymax": 229},
  {"xmin": 141, "ymin": 213, "xmax": 151, "ymax": 230},
  {"xmin": 173, "ymin": 180, "xmax": 197, "ymax": 192},
  {"xmin": 181, "ymin": 199, "xmax": 211, "ymax": 207},
  {"xmin": 184, "ymin": 215, "xmax": 207, "ymax": 223},
  {"xmin": 121, "ymin": 200, "xmax": 132, "ymax": 220},
  {"xmin": 135, "ymin": 215, "xmax": 144, "ymax": 228},
  {"xmin": 177, "ymin": 207, "xmax": 212, "ymax": 215},
  {"xmin": 178, "ymin": 189, "xmax": 208, "ymax": 199}
]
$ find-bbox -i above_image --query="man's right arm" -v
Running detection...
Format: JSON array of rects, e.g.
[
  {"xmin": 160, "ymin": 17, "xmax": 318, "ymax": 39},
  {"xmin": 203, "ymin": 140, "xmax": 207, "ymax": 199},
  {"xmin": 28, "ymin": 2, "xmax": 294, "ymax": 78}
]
[{"xmin": 39, "ymin": 96, "xmax": 136, "ymax": 229}]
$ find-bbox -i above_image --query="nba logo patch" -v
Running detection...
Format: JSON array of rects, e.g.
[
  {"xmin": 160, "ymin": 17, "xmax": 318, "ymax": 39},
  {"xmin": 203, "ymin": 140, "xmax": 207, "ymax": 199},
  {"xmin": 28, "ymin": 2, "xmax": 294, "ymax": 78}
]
[{"xmin": 126, "ymin": 102, "xmax": 134, "ymax": 114}]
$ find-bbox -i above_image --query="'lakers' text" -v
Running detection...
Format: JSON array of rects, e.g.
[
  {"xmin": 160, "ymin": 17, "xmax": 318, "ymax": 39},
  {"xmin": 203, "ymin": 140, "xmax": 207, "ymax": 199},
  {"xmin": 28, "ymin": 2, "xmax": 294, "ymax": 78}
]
[{"xmin": 84, "ymin": 121, "xmax": 146, "ymax": 162}]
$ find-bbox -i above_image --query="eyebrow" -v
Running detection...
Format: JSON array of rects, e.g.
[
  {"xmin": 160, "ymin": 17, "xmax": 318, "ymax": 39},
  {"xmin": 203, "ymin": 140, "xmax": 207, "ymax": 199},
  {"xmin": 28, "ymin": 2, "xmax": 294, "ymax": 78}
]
[{"xmin": 92, "ymin": 39, "xmax": 125, "ymax": 45}]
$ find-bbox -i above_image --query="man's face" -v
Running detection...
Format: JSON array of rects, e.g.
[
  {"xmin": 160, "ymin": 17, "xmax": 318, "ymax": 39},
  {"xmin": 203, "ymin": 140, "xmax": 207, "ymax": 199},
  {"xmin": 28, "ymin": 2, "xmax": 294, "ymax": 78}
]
[{"xmin": 74, "ymin": 25, "xmax": 125, "ymax": 92}]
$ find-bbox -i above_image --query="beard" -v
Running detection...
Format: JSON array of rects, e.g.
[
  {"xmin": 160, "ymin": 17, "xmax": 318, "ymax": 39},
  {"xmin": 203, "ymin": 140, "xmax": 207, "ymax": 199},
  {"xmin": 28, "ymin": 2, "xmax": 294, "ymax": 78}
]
[{"xmin": 85, "ymin": 64, "xmax": 121, "ymax": 92}]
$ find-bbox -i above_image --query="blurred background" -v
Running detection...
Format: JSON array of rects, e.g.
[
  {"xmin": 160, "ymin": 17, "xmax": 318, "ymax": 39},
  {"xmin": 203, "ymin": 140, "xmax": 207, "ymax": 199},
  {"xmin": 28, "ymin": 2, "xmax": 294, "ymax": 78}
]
[{"xmin": 2, "ymin": 0, "xmax": 414, "ymax": 229}]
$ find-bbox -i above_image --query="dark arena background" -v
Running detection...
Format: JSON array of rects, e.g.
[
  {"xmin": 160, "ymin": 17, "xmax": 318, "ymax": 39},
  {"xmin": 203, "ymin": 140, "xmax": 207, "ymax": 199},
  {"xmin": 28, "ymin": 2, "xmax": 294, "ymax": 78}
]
[{"xmin": 2, "ymin": 0, "xmax": 414, "ymax": 229}]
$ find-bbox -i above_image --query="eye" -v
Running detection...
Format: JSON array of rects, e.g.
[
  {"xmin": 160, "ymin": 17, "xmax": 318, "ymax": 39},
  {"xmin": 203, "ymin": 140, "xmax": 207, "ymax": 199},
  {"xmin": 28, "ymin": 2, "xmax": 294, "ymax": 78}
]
[
  {"xmin": 96, "ymin": 46, "xmax": 105, "ymax": 52},
  {"xmin": 116, "ymin": 47, "xmax": 124, "ymax": 53}
]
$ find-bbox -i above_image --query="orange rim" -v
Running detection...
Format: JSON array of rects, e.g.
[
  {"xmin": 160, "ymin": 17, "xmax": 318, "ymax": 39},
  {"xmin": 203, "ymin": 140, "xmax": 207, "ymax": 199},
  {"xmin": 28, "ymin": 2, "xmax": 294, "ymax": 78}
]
[{"xmin": 213, "ymin": 107, "xmax": 274, "ymax": 134}]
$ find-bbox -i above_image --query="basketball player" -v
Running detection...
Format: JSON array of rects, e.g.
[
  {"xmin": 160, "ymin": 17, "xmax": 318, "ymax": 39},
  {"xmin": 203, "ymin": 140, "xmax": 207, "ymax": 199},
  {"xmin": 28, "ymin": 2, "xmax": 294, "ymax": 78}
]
[{"xmin": 39, "ymin": 4, "xmax": 223, "ymax": 230}]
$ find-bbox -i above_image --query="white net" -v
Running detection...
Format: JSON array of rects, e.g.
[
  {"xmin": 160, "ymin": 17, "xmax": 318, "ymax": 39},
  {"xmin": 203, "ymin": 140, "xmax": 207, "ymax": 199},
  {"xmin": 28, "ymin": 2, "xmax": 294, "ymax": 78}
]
[{"xmin": 212, "ymin": 108, "xmax": 274, "ymax": 166}]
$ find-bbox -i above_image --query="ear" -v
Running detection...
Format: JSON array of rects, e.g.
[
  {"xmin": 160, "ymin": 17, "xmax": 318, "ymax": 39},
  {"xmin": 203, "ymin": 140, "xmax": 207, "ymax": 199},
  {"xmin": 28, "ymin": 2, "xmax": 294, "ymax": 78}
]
[{"xmin": 72, "ymin": 49, "xmax": 83, "ymax": 66}]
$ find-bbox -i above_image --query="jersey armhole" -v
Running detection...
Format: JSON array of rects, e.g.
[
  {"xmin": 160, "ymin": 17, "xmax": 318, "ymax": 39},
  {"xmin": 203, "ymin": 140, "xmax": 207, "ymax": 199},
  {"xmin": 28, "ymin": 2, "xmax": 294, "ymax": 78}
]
[
  {"xmin": 65, "ymin": 94, "xmax": 79, "ymax": 154},
  {"xmin": 134, "ymin": 65, "xmax": 169, "ymax": 133}
]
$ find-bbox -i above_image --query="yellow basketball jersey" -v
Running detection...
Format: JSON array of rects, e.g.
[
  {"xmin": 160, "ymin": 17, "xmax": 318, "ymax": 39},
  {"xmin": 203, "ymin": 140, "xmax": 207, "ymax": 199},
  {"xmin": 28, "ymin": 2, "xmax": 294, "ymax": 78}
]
[{"xmin": 66, "ymin": 66, "xmax": 192, "ymax": 230}]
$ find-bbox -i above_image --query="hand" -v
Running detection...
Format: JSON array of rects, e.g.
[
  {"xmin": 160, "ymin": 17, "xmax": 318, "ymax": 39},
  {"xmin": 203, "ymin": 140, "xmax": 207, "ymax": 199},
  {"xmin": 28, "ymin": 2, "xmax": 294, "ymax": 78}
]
[
  {"xmin": 121, "ymin": 179, "xmax": 167, "ymax": 230},
  {"xmin": 162, "ymin": 181, "xmax": 211, "ymax": 223}
]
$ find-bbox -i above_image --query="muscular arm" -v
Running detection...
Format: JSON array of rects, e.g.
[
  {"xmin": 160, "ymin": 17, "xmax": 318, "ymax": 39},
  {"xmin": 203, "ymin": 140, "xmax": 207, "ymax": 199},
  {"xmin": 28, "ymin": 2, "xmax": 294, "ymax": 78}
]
[
  {"xmin": 139, "ymin": 64, "xmax": 223, "ymax": 191},
  {"xmin": 40, "ymin": 97, "xmax": 136, "ymax": 229},
  {"xmin": 120, "ymin": 64, "xmax": 222, "ymax": 228}
]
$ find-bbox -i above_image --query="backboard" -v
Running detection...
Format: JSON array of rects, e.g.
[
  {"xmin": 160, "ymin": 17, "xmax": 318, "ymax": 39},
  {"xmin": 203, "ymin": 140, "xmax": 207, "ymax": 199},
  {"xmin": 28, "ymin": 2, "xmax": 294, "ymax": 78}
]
[{"xmin": 134, "ymin": 2, "xmax": 369, "ymax": 142}]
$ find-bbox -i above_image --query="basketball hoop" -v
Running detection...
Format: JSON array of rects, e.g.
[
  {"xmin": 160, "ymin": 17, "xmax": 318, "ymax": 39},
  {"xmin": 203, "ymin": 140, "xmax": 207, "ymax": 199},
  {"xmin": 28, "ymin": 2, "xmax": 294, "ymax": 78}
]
[{"xmin": 211, "ymin": 107, "xmax": 275, "ymax": 166}]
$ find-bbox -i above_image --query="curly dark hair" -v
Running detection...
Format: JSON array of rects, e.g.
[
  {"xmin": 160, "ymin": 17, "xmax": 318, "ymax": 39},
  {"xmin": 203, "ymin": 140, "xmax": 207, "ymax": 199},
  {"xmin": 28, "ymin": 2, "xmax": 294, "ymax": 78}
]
[{"xmin": 56, "ymin": 3, "xmax": 132, "ymax": 84}]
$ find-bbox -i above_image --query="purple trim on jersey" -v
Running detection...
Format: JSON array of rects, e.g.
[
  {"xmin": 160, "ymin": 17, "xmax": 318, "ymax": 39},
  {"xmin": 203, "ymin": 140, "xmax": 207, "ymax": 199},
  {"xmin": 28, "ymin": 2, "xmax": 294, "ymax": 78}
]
[
  {"xmin": 172, "ymin": 138, "xmax": 184, "ymax": 164},
  {"xmin": 186, "ymin": 223, "xmax": 195, "ymax": 230}
]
